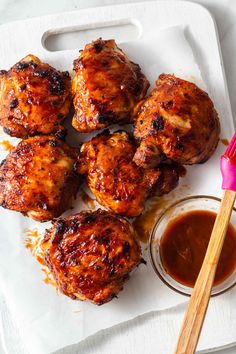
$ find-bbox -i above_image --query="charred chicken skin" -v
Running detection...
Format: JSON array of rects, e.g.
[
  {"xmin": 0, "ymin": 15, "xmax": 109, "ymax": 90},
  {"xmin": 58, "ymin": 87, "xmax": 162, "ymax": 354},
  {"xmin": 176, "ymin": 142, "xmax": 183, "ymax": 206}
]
[
  {"xmin": 77, "ymin": 130, "xmax": 180, "ymax": 217},
  {"xmin": 0, "ymin": 55, "xmax": 71, "ymax": 138},
  {"xmin": 72, "ymin": 38, "xmax": 149, "ymax": 132},
  {"xmin": 42, "ymin": 209, "xmax": 142, "ymax": 305},
  {"xmin": 133, "ymin": 74, "xmax": 220, "ymax": 168},
  {"xmin": 0, "ymin": 136, "xmax": 80, "ymax": 221}
]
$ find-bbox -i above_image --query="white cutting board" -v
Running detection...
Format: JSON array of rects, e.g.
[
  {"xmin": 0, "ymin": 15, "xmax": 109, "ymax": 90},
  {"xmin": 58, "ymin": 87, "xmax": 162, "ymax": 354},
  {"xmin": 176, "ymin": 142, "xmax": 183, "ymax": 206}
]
[{"xmin": 0, "ymin": 1, "xmax": 235, "ymax": 354}]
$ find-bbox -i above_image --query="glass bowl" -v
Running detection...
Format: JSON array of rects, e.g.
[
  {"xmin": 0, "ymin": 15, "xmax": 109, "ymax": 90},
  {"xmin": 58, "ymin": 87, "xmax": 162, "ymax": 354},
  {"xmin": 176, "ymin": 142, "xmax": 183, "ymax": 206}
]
[{"xmin": 149, "ymin": 195, "xmax": 236, "ymax": 297}]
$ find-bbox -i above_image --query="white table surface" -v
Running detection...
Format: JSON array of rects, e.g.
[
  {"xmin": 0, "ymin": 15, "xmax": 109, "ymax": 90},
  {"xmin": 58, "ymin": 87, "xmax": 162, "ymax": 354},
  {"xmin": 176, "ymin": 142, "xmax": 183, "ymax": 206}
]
[{"xmin": 0, "ymin": 0, "xmax": 236, "ymax": 353}]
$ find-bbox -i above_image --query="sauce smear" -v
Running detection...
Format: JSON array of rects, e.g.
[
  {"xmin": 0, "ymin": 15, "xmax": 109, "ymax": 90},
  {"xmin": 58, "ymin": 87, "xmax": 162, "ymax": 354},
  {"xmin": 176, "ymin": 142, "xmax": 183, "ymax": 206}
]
[
  {"xmin": 160, "ymin": 210, "xmax": 236, "ymax": 287},
  {"xmin": 0, "ymin": 140, "xmax": 14, "ymax": 151},
  {"xmin": 24, "ymin": 228, "xmax": 57, "ymax": 288},
  {"xmin": 80, "ymin": 189, "xmax": 96, "ymax": 210},
  {"xmin": 133, "ymin": 196, "xmax": 167, "ymax": 243},
  {"xmin": 221, "ymin": 138, "xmax": 229, "ymax": 146}
]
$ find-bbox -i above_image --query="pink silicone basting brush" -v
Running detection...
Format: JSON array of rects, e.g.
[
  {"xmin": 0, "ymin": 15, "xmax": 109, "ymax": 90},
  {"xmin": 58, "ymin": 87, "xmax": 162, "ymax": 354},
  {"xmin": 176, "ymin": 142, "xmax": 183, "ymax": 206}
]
[{"xmin": 175, "ymin": 133, "xmax": 236, "ymax": 354}]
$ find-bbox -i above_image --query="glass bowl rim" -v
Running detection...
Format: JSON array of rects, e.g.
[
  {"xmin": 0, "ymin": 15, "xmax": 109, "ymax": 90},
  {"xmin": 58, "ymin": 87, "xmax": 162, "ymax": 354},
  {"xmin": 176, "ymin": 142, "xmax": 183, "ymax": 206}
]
[{"xmin": 149, "ymin": 194, "xmax": 236, "ymax": 297}]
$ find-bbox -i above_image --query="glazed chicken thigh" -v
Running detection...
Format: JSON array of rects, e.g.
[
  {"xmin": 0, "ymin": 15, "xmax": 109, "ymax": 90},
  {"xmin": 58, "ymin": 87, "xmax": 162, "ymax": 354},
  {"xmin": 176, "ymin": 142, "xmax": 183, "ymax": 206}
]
[
  {"xmin": 72, "ymin": 38, "xmax": 149, "ymax": 132},
  {"xmin": 133, "ymin": 74, "xmax": 220, "ymax": 168},
  {"xmin": 0, "ymin": 136, "xmax": 80, "ymax": 221},
  {"xmin": 77, "ymin": 130, "xmax": 181, "ymax": 217},
  {"xmin": 0, "ymin": 55, "xmax": 71, "ymax": 138},
  {"xmin": 42, "ymin": 209, "xmax": 142, "ymax": 305}
]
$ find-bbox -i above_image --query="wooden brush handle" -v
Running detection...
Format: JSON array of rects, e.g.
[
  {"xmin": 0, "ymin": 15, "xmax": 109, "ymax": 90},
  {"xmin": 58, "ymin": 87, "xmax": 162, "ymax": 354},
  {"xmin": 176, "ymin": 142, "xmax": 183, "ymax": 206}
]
[{"xmin": 175, "ymin": 190, "xmax": 236, "ymax": 354}]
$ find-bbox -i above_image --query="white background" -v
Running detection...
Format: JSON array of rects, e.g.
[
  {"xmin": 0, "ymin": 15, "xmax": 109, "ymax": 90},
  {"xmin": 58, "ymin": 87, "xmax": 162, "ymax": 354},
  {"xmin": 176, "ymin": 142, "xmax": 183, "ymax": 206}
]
[{"xmin": 0, "ymin": 0, "xmax": 235, "ymax": 353}]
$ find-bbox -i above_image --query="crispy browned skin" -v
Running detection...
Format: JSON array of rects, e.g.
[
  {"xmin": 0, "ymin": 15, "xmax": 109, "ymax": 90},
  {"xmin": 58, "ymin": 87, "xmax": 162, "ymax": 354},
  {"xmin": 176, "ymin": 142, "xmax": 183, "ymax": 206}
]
[
  {"xmin": 42, "ymin": 209, "xmax": 142, "ymax": 305},
  {"xmin": 72, "ymin": 39, "xmax": 149, "ymax": 132},
  {"xmin": 0, "ymin": 136, "xmax": 80, "ymax": 221},
  {"xmin": 133, "ymin": 74, "xmax": 220, "ymax": 167},
  {"xmin": 0, "ymin": 54, "xmax": 71, "ymax": 138},
  {"xmin": 77, "ymin": 130, "xmax": 180, "ymax": 217}
]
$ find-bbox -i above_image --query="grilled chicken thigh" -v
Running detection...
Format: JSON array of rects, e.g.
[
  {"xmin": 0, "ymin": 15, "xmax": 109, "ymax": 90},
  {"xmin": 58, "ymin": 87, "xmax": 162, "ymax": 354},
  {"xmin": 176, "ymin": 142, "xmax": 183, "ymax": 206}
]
[
  {"xmin": 0, "ymin": 55, "xmax": 71, "ymax": 138},
  {"xmin": 77, "ymin": 130, "xmax": 180, "ymax": 217},
  {"xmin": 0, "ymin": 136, "xmax": 80, "ymax": 221},
  {"xmin": 72, "ymin": 38, "xmax": 149, "ymax": 132},
  {"xmin": 133, "ymin": 74, "xmax": 220, "ymax": 168},
  {"xmin": 42, "ymin": 209, "xmax": 142, "ymax": 305}
]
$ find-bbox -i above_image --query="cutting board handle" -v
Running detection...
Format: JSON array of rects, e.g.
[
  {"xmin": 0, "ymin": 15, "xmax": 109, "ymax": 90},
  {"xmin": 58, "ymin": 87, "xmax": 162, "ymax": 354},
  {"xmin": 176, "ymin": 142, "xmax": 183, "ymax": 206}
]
[{"xmin": 42, "ymin": 19, "xmax": 141, "ymax": 52}]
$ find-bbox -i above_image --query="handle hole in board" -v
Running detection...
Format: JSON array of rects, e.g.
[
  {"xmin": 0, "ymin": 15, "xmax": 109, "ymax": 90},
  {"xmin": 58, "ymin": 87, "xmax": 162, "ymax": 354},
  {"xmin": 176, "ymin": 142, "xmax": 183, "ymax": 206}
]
[{"xmin": 42, "ymin": 20, "xmax": 141, "ymax": 52}]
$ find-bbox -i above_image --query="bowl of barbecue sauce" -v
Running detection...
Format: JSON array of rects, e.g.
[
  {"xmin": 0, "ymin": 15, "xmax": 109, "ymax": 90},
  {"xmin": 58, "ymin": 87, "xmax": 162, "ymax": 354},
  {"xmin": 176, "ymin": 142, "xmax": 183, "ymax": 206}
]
[{"xmin": 149, "ymin": 196, "xmax": 236, "ymax": 296}]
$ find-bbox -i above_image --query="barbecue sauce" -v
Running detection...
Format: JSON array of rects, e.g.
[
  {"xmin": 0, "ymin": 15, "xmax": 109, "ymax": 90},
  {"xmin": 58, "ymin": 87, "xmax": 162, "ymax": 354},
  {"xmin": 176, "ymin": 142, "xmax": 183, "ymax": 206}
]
[{"xmin": 160, "ymin": 210, "xmax": 236, "ymax": 287}]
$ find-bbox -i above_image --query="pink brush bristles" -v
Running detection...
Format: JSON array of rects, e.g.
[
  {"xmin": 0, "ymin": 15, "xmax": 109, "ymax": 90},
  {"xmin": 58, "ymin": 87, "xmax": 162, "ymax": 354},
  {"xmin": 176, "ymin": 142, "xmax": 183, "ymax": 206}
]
[
  {"xmin": 220, "ymin": 133, "xmax": 236, "ymax": 192},
  {"xmin": 224, "ymin": 133, "xmax": 236, "ymax": 158}
]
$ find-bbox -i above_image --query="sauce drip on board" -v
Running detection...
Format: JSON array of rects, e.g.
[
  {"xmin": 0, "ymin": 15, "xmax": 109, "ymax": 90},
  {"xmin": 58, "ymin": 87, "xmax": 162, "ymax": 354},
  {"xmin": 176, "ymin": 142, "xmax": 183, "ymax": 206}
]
[
  {"xmin": 221, "ymin": 138, "xmax": 229, "ymax": 146},
  {"xmin": 0, "ymin": 140, "xmax": 14, "ymax": 151},
  {"xmin": 80, "ymin": 189, "xmax": 96, "ymax": 210},
  {"xmin": 24, "ymin": 228, "xmax": 44, "ymax": 264},
  {"xmin": 133, "ymin": 196, "xmax": 168, "ymax": 243},
  {"xmin": 160, "ymin": 210, "xmax": 236, "ymax": 287},
  {"xmin": 133, "ymin": 179, "xmax": 188, "ymax": 243},
  {"xmin": 24, "ymin": 228, "xmax": 57, "ymax": 288}
]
